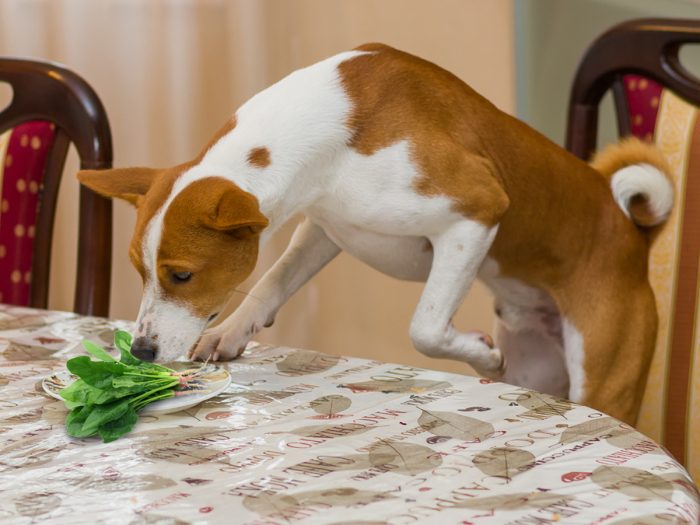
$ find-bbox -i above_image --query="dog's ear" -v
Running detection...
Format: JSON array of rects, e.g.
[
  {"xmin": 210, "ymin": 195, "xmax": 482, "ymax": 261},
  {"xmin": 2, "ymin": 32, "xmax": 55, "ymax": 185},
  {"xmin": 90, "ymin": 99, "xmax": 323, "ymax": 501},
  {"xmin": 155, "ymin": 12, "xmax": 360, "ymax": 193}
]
[
  {"xmin": 77, "ymin": 168, "xmax": 159, "ymax": 206},
  {"xmin": 206, "ymin": 183, "xmax": 269, "ymax": 237}
]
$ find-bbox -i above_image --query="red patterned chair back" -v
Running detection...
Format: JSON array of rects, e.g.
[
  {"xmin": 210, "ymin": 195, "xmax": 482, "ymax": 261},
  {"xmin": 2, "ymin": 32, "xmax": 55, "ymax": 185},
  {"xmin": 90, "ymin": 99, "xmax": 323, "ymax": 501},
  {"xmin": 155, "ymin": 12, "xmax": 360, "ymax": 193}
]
[
  {"xmin": 0, "ymin": 122, "xmax": 56, "ymax": 305},
  {"xmin": 0, "ymin": 59, "xmax": 112, "ymax": 316},
  {"xmin": 567, "ymin": 18, "xmax": 700, "ymax": 481}
]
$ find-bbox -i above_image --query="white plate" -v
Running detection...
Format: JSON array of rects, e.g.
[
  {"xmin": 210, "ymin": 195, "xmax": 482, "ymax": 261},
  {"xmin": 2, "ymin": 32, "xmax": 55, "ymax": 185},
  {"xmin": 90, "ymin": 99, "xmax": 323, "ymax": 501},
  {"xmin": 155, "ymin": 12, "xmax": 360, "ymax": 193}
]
[{"xmin": 42, "ymin": 362, "xmax": 232, "ymax": 415}]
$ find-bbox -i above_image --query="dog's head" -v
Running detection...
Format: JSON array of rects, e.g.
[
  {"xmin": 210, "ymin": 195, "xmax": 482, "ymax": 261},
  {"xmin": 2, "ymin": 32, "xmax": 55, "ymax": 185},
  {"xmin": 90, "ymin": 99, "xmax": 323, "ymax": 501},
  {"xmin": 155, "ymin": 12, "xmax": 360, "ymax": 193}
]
[{"xmin": 78, "ymin": 166, "xmax": 268, "ymax": 362}]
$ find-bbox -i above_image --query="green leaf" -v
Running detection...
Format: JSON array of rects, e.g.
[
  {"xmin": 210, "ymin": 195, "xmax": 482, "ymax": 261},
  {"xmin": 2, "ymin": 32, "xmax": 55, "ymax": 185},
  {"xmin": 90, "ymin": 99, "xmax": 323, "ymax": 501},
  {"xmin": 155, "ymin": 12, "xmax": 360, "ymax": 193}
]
[
  {"xmin": 98, "ymin": 406, "xmax": 138, "ymax": 443},
  {"xmin": 61, "ymin": 378, "xmax": 134, "ymax": 406},
  {"xmin": 66, "ymin": 356, "xmax": 126, "ymax": 389},
  {"xmin": 114, "ymin": 330, "xmax": 133, "ymax": 352},
  {"xmin": 60, "ymin": 378, "xmax": 91, "ymax": 404},
  {"xmin": 82, "ymin": 339, "xmax": 116, "ymax": 362},
  {"xmin": 61, "ymin": 332, "xmax": 182, "ymax": 442},
  {"xmin": 111, "ymin": 375, "xmax": 175, "ymax": 395},
  {"xmin": 60, "ymin": 379, "xmax": 97, "ymax": 407},
  {"xmin": 80, "ymin": 398, "xmax": 132, "ymax": 435},
  {"xmin": 115, "ymin": 330, "xmax": 141, "ymax": 366},
  {"xmin": 114, "ymin": 330, "xmax": 173, "ymax": 374},
  {"xmin": 126, "ymin": 376, "xmax": 175, "ymax": 387},
  {"xmin": 110, "ymin": 376, "xmax": 151, "ymax": 388},
  {"xmin": 132, "ymin": 358, "xmax": 176, "ymax": 374},
  {"xmin": 66, "ymin": 406, "xmax": 95, "ymax": 438}
]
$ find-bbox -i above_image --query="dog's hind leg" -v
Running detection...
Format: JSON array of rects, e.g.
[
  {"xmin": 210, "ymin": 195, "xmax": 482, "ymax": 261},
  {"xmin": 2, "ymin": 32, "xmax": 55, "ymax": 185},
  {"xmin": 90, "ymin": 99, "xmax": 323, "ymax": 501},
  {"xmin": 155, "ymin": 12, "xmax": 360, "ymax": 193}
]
[
  {"xmin": 560, "ymin": 284, "xmax": 657, "ymax": 426},
  {"xmin": 496, "ymin": 320, "xmax": 569, "ymax": 398},
  {"xmin": 409, "ymin": 220, "xmax": 505, "ymax": 378}
]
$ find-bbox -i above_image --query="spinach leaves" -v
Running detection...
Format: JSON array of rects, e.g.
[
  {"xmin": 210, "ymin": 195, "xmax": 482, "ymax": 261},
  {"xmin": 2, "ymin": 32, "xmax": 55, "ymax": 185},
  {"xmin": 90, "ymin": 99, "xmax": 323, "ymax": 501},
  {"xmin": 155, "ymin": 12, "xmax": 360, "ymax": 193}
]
[{"xmin": 60, "ymin": 331, "xmax": 181, "ymax": 442}]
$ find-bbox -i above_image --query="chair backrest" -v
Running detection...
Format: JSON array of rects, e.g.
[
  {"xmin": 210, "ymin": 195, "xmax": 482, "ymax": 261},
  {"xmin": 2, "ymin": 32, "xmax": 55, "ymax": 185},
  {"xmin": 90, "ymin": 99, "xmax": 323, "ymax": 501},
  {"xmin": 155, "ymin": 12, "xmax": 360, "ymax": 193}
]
[
  {"xmin": 0, "ymin": 58, "xmax": 112, "ymax": 317},
  {"xmin": 566, "ymin": 18, "xmax": 700, "ymax": 480}
]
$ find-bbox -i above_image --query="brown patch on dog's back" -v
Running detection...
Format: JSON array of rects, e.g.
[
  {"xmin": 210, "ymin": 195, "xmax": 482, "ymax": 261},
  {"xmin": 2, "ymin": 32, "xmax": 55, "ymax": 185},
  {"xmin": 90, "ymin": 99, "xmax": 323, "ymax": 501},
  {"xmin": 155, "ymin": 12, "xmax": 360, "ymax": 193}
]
[
  {"xmin": 247, "ymin": 147, "xmax": 271, "ymax": 168},
  {"xmin": 339, "ymin": 44, "xmax": 509, "ymax": 226}
]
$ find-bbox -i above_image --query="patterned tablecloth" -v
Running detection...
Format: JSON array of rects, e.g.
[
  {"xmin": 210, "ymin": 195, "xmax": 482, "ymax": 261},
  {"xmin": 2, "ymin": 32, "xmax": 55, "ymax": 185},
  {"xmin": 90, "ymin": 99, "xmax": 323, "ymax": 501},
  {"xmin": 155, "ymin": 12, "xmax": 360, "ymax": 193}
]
[{"xmin": 0, "ymin": 304, "xmax": 698, "ymax": 525}]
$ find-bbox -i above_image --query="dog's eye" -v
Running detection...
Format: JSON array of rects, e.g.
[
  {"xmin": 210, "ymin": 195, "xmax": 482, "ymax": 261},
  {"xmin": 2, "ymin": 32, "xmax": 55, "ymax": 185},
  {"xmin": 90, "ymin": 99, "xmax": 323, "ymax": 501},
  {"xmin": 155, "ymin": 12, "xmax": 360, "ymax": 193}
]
[{"xmin": 171, "ymin": 271, "xmax": 193, "ymax": 284}]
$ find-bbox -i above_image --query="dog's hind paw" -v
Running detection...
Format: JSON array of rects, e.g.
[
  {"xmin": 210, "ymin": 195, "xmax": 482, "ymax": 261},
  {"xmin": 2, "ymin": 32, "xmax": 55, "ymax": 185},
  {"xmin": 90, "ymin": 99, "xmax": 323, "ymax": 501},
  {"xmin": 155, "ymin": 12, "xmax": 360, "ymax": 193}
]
[
  {"xmin": 471, "ymin": 343, "xmax": 506, "ymax": 380},
  {"xmin": 479, "ymin": 348, "xmax": 506, "ymax": 379},
  {"xmin": 450, "ymin": 330, "xmax": 506, "ymax": 379}
]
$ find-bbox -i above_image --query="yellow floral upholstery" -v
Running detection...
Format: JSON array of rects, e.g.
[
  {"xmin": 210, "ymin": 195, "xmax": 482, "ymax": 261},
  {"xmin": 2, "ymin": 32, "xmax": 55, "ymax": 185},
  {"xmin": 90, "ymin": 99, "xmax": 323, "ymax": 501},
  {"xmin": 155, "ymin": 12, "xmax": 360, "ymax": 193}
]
[{"xmin": 634, "ymin": 82, "xmax": 700, "ymax": 482}]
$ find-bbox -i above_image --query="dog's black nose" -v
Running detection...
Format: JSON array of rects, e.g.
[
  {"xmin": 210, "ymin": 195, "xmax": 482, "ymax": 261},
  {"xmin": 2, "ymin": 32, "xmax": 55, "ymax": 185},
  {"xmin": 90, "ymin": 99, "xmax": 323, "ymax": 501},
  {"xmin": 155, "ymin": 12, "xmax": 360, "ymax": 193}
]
[{"xmin": 131, "ymin": 337, "xmax": 158, "ymax": 361}]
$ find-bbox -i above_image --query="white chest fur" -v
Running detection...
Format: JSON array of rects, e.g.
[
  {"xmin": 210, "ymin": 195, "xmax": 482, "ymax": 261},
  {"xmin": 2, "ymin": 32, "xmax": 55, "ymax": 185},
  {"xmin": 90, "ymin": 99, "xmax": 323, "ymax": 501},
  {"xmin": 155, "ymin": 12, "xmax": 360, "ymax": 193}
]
[
  {"xmin": 304, "ymin": 140, "xmax": 462, "ymax": 281},
  {"xmin": 311, "ymin": 217, "xmax": 434, "ymax": 282}
]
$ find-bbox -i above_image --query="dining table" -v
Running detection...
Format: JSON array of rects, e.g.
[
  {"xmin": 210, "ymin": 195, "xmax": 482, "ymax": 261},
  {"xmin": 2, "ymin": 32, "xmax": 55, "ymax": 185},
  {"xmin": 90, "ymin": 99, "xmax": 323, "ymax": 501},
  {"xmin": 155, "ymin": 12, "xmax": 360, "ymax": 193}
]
[{"xmin": 0, "ymin": 303, "xmax": 698, "ymax": 525}]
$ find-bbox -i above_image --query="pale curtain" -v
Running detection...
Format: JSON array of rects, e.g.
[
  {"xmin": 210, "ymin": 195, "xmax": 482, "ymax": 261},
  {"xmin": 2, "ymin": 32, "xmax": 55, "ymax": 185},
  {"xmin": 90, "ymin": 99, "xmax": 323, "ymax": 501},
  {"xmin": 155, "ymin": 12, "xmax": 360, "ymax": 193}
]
[{"xmin": 0, "ymin": 0, "xmax": 514, "ymax": 373}]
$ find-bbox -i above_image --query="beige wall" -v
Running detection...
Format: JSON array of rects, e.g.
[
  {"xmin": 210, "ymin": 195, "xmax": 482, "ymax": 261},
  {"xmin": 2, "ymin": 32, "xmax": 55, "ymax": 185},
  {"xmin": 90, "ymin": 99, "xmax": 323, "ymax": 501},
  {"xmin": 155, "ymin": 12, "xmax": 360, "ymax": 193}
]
[
  {"xmin": 0, "ymin": 0, "xmax": 515, "ymax": 373},
  {"xmin": 515, "ymin": 0, "xmax": 700, "ymax": 147}
]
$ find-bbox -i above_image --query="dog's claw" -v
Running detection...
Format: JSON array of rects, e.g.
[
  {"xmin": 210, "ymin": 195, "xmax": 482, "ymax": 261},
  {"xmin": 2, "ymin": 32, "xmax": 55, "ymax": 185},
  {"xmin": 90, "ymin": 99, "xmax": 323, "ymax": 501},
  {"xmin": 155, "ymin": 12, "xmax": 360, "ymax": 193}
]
[{"xmin": 479, "ymin": 333, "xmax": 495, "ymax": 349}]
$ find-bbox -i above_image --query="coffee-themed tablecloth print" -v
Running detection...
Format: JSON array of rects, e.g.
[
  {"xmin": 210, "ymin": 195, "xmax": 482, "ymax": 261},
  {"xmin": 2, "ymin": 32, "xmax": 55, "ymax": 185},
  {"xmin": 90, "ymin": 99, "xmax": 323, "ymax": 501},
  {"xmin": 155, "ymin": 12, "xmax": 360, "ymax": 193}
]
[{"xmin": 0, "ymin": 304, "xmax": 698, "ymax": 524}]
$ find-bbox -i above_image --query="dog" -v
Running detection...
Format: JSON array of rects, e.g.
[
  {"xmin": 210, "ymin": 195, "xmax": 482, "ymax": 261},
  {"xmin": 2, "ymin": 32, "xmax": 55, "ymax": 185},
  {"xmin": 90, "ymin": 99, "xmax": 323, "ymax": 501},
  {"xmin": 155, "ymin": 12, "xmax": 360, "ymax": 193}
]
[{"xmin": 78, "ymin": 44, "xmax": 673, "ymax": 425}]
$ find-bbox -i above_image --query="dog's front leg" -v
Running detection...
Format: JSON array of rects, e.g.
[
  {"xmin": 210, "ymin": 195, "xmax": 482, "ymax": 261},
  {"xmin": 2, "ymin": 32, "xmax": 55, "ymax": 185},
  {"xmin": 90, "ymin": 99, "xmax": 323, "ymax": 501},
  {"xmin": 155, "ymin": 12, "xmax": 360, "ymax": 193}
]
[
  {"xmin": 190, "ymin": 219, "xmax": 341, "ymax": 361},
  {"xmin": 409, "ymin": 220, "xmax": 505, "ymax": 378}
]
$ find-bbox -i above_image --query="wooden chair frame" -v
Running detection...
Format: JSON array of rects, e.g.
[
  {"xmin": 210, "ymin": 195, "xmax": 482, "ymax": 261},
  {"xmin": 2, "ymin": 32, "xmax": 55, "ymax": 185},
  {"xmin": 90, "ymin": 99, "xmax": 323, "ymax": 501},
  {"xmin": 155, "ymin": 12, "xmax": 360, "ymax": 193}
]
[
  {"xmin": 567, "ymin": 18, "xmax": 700, "ymax": 160},
  {"xmin": 0, "ymin": 58, "xmax": 113, "ymax": 316},
  {"xmin": 566, "ymin": 18, "xmax": 700, "ymax": 467}
]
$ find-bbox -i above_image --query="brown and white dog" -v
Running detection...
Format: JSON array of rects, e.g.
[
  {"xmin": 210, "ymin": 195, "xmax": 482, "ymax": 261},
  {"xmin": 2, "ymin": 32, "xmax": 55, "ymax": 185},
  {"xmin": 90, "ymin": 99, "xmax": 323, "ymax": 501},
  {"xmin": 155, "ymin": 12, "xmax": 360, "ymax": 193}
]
[{"xmin": 79, "ymin": 44, "xmax": 673, "ymax": 425}]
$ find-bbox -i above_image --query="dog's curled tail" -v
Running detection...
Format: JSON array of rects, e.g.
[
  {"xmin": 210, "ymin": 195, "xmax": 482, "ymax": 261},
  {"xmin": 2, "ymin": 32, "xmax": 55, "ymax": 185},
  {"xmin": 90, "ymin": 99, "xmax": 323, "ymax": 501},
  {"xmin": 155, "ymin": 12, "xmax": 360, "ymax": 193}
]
[{"xmin": 592, "ymin": 137, "xmax": 674, "ymax": 227}]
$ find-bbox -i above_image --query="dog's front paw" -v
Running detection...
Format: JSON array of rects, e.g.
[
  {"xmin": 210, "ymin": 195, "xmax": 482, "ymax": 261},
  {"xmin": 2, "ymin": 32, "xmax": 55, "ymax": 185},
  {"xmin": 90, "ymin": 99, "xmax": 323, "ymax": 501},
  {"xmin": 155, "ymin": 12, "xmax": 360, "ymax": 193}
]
[
  {"xmin": 188, "ymin": 304, "xmax": 273, "ymax": 362},
  {"xmin": 189, "ymin": 322, "xmax": 259, "ymax": 362},
  {"xmin": 188, "ymin": 332, "xmax": 243, "ymax": 362}
]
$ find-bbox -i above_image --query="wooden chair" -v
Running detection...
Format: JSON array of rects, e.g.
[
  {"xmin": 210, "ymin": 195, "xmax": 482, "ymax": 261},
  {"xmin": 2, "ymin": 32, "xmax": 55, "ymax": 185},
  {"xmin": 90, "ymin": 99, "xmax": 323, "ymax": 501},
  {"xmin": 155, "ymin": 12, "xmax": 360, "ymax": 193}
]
[
  {"xmin": 0, "ymin": 58, "xmax": 112, "ymax": 317},
  {"xmin": 566, "ymin": 18, "xmax": 700, "ymax": 480}
]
